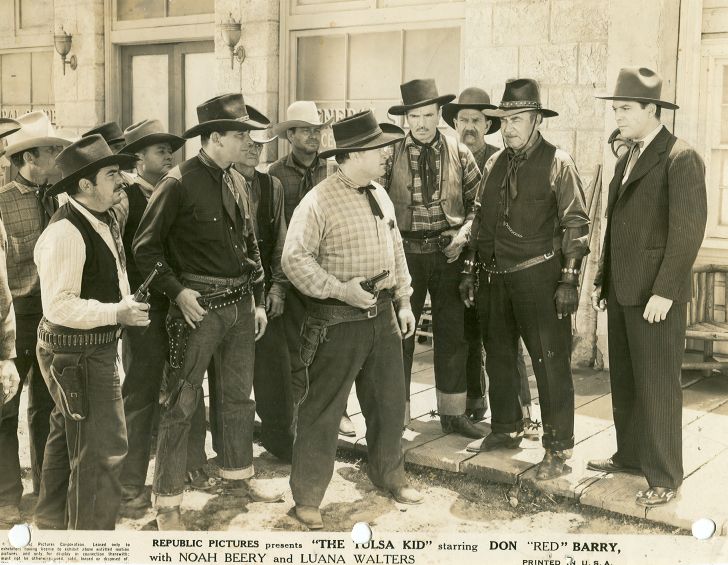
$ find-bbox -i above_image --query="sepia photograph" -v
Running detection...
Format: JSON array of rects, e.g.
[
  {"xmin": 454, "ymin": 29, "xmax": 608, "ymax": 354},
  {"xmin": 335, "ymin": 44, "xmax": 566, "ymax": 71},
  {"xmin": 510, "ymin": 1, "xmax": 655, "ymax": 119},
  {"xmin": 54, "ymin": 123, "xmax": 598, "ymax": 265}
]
[{"xmin": 0, "ymin": 0, "xmax": 726, "ymax": 563}]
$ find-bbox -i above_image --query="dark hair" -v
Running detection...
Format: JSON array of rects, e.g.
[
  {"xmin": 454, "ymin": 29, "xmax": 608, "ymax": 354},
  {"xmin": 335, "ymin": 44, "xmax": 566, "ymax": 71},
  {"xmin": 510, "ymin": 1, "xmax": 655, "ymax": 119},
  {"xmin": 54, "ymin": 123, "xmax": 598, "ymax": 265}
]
[
  {"xmin": 334, "ymin": 153, "xmax": 350, "ymax": 165},
  {"xmin": 10, "ymin": 147, "xmax": 40, "ymax": 169},
  {"xmin": 201, "ymin": 129, "xmax": 228, "ymax": 145},
  {"xmin": 67, "ymin": 168, "xmax": 101, "ymax": 196},
  {"xmin": 638, "ymin": 102, "xmax": 662, "ymax": 119}
]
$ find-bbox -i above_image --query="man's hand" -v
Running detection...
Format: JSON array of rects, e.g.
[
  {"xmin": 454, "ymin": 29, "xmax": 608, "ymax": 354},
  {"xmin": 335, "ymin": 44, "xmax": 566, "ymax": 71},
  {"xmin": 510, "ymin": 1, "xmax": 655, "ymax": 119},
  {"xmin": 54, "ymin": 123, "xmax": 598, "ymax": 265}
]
[
  {"xmin": 591, "ymin": 286, "xmax": 607, "ymax": 312},
  {"xmin": 398, "ymin": 308, "xmax": 416, "ymax": 339},
  {"xmin": 175, "ymin": 288, "xmax": 206, "ymax": 329},
  {"xmin": 117, "ymin": 295, "xmax": 151, "ymax": 327},
  {"xmin": 643, "ymin": 294, "xmax": 673, "ymax": 323},
  {"xmin": 459, "ymin": 274, "xmax": 477, "ymax": 308},
  {"xmin": 341, "ymin": 277, "xmax": 377, "ymax": 310},
  {"xmin": 266, "ymin": 293, "xmax": 285, "ymax": 319},
  {"xmin": 255, "ymin": 306, "xmax": 268, "ymax": 341},
  {"xmin": 442, "ymin": 227, "xmax": 468, "ymax": 263},
  {"xmin": 554, "ymin": 283, "xmax": 579, "ymax": 319},
  {"xmin": 0, "ymin": 359, "xmax": 20, "ymax": 405}
]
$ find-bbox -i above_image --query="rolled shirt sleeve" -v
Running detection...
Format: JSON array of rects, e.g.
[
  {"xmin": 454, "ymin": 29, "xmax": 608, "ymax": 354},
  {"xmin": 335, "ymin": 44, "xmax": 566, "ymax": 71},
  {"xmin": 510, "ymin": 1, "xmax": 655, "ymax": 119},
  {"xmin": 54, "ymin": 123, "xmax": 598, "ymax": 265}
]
[{"xmin": 551, "ymin": 150, "xmax": 590, "ymax": 260}]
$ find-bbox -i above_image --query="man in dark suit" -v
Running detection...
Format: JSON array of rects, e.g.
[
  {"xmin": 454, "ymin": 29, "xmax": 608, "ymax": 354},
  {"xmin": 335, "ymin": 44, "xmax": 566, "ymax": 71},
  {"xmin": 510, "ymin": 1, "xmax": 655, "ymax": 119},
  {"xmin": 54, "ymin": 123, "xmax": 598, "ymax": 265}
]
[{"xmin": 589, "ymin": 67, "xmax": 707, "ymax": 507}]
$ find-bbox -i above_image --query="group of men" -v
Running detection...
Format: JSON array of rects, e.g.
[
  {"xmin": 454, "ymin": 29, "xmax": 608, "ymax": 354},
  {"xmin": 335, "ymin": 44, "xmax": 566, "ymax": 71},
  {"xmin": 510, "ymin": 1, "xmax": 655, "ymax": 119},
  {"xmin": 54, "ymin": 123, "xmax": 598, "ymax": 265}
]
[{"xmin": 0, "ymin": 64, "xmax": 707, "ymax": 531}]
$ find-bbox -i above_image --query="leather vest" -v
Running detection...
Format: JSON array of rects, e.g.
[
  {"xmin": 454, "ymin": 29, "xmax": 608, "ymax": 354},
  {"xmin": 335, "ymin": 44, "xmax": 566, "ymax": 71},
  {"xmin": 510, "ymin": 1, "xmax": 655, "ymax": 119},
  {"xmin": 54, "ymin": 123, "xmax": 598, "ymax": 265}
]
[{"xmin": 387, "ymin": 135, "xmax": 465, "ymax": 230}]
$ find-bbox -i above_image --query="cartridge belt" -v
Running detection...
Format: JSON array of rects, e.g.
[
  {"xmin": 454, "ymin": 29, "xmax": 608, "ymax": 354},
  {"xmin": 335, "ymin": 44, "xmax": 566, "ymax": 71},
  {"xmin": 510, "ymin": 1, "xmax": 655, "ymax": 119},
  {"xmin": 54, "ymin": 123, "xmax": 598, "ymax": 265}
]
[
  {"xmin": 480, "ymin": 251, "xmax": 555, "ymax": 275},
  {"xmin": 37, "ymin": 318, "xmax": 121, "ymax": 351},
  {"xmin": 180, "ymin": 272, "xmax": 250, "ymax": 287}
]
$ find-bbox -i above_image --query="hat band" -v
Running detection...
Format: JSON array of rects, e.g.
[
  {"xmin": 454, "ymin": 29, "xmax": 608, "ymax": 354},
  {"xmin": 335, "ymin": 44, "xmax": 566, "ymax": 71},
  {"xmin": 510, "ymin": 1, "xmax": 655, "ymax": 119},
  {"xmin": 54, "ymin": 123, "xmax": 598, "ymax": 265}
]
[
  {"xmin": 337, "ymin": 126, "xmax": 383, "ymax": 149},
  {"xmin": 500, "ymin": 101, "xmax": 542, "ymax": 109}
]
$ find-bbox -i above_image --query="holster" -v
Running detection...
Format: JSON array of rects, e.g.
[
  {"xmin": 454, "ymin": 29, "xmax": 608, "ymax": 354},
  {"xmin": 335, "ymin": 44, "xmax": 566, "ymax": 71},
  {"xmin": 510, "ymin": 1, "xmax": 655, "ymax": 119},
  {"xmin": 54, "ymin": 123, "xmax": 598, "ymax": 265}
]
[
  {"xmin": 49, "ymin": 352, "xmax": 87, "ymax": 421},
  {"xmin": 159, "ymin": 309, "xmax": 192, "ymax": 409},
  {"xmin": 299, "ymin": 315, "xmax": 331, "ymax": 368}
]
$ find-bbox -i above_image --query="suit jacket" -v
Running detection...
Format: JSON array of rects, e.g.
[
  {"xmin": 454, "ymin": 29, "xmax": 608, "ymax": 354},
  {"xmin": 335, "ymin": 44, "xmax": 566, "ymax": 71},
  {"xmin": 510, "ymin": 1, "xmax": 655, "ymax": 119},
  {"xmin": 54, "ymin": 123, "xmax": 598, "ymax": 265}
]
[{"xmin": 595, "ymin": 126, "xmax": 707, "ymax": 306}]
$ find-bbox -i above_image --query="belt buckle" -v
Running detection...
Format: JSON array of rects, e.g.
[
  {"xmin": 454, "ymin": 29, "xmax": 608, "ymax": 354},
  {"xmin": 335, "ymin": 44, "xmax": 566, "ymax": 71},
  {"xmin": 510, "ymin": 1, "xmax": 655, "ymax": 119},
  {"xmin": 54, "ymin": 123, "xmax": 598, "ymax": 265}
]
[{"xmin": 366, "ymin": 304, "xmax": 378, "ymax": 318}]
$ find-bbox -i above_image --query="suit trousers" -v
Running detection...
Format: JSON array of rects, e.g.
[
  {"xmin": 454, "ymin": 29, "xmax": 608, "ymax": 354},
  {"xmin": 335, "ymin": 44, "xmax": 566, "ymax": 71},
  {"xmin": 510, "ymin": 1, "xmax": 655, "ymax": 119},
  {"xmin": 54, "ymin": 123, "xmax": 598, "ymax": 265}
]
[
  {"xmin": 477, "ymin": 257, "xmax": 574, "ymax": 450},
  {"xmin": 290, "ymin": 303, "xmax": 408, "ymax": 508},
  {"xmin": 606, "ymin": 286, "xmax": 685, "ymax": 489}
]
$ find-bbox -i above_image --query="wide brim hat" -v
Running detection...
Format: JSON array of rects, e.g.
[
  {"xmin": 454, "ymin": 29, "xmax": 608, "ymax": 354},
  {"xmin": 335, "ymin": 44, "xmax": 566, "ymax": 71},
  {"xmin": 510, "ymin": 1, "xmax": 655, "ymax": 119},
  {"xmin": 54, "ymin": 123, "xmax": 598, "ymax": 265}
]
[
  {"xmin": 82, "ymin": 122, "xmax": 126, "ymax": 147},
  {"xmin": 388, "ymin": 79, "xmax": 456, "ymax": 116},
  {"xmin": 121, "ymin": 119, "xmax": 186, "ymax": 155},
  {"xmin": 270, "ymin": 101, "xmax": 334, "ymax": 137},
  {"xmin": 47, "ymin": 134, "xmax": 138, "ymax": 197},
  {"xmin": 483, "ymin": 78, "xmax": 558, "ymax": 119},
  {"xmin": 442, "ymin": 87, "xmax": 500, "ymax": 133},
  {"xmin": 3, "ymin": 111, "xmax": 71, "ymax": 157},
  {"xmin": 249, "ymin": 128, "xmax": 277, "ymax": 144},
  {"xmin": 319, "ymin": 111, "xmax": 404, "ymax": 159},
  {"xmin": 596, "ymin": 66, "xmax": 679, "ymax": 110},
  {"xmin": 183, "ymin": 94, "xmax": 269, "ymax": 138}
]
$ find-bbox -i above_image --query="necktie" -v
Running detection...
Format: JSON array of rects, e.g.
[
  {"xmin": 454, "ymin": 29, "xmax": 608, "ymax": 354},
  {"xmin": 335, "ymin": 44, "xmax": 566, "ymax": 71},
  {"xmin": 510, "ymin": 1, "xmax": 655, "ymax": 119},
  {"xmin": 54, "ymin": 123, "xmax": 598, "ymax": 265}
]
[
  {"xmin": 107, "ymin": 213, "xmax": 127, "ymax": 272},
  {"xmin": 412, "ymin": 135, "xmax": 440, "ymax": 204},
  {"xmin": 357, "ymin": 185, "xmax": 384, "ymax": 219},
  {"xmin": 500, "ymin": 149, "xmax": 527, "ymax": 220},
  {"xmin": 222, "ymin": 170, "xmax": 242, "ymax": 222},
  {"xmin": 36, "ymin": 185, "xmax": 55, "ymax": 230},
  {"xmin": 622, "ymin": 141, "xmax": 643, "ymax": 184}
]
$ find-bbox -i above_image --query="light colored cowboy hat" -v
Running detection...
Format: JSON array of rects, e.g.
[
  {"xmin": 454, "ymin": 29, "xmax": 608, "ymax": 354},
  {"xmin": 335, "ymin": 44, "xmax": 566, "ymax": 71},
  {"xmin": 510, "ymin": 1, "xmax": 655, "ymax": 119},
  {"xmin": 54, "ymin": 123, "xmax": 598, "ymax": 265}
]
[
  {"xmin": 388, "ymin": 79, "xmax": 456, "ymax": 116},
  {"xmin": 120, "ymin": 119, "xmax": 186, "ymax": 155},
  {"xmin": 3, "ymin": 111, "xmax": 71, "ymax": 157},
  {"xmin": 182, "ymin": 93, "xmax": 270, "ymax": 139},
  {"xmin": 318, "ymin": 111, "xmax": 404, "ymax": 159},
  {"xmin": 270, "ymin": 101, "xmax": 334, "ymax": 137},
  {"xmin": 483, "ymin": 78, "xmax": 558, "ymax": 119},
  {"xmin": 249, "ymin": 128, "xmax": 277, "ymax": 144},
  {"xmin": 442, "ymin": 87, "xmax": 500, "ymax": 133},
  {"xmin": 595, "ymin": 66, "xmax": 679, "ymax": 110}
]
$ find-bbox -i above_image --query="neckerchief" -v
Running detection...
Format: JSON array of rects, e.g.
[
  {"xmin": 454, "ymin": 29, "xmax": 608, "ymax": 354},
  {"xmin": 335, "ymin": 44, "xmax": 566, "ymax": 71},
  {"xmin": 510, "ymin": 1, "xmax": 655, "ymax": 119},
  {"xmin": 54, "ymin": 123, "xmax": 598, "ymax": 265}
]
[
  {"xmin": 411, "ymin": 130, "xmax": 440, "ymax": 204},
  {"xmin": 291, "ymin": 152, "xmax": 318, "ymax": 199},
  {"xmin": 16, "ymin": 173, "xmax": 54, "ymax": 230}
]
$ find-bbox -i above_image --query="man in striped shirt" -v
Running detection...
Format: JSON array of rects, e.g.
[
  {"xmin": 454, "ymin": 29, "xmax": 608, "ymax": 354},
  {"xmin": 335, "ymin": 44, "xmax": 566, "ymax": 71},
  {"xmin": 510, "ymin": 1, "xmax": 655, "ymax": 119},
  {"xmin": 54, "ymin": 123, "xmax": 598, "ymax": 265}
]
[
  {"xmin": 282, "ymin": 110, "xmax": 422, "ymax": 530},
  {"xmin": 385, "ymin": 79, "xmax": 483, "ymax": 439}
]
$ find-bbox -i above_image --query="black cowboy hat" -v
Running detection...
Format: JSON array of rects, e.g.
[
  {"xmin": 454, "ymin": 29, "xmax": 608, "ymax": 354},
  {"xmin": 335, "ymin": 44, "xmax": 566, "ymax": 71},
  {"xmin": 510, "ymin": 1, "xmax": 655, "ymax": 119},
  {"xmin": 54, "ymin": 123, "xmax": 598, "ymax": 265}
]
[
  {"xmin": 596, "ymin": 66, "xmax": 679, "ymax": 110},
  {"xmin": 318, "ymin": 111, "xmax": 404, "ymax": 159},
  {"xmin": 121, "ymin": 119, "xmax": 186, "ymax": 155},
  {"xmin": 484, "ymin": 78, "xmax": 558, "ymax": 118},
  {"xmin": 82, "ymin": 122, "xmax": 126, "ymax": 147},
  {"xmin": 183, "ymin": 93, "xmax": 269, "ymax": 138},
  {"xmin": 442, "ymin": 87, "xmax": 500, "ymax": 133},
  {"xmin": 47, "ymin": 134, "xmax": 138, "ymax": 197},
  {"xmin": 388, "ymin": 79, "xmax": 456, "ymax": 116}
]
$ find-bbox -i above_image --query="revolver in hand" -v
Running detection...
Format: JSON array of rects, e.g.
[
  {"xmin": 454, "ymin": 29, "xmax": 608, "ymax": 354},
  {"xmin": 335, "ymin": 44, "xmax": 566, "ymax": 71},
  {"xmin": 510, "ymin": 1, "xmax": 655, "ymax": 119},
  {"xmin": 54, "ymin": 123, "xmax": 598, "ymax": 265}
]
[
  {"xmin": 133, "ymin": 262, "xmax": 163, "ymax": 304},
  {"xmin": 360, "ymin": 270, "xmax": 390, "ymax": 297}
]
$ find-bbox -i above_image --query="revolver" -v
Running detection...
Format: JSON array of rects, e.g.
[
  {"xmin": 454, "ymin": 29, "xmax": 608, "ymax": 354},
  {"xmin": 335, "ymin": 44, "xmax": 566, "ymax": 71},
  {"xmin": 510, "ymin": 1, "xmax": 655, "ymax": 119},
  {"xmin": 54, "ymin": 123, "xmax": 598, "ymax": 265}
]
[
  {"xmin": 133, "ymin": 262, "xmax": 163, "ymax": 304},
  {"xmin": 360, "ymin": 270, "xmax": 390, "ymax": 296}
]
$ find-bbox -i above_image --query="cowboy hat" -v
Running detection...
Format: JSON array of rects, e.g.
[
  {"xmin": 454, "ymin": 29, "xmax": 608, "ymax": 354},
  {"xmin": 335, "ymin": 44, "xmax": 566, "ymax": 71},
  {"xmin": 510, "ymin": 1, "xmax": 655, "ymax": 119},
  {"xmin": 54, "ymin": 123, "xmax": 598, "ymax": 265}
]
[
  {"xmin": 596, "ymin": 66, "xmax": 679, "ymax": 110},
  {"xmin": 120, "ymin": 119, "xmax": 186, "ymax": 155},
  {"xmin": 270, "ymin": 101, "xmax": 334, "ymax": 137},
  {"xmin": 249, "ymin": 128, "xmax": 277, "ymax": 144},
  {"xmin": 46, "ymin": 134, "xmax": 138, "ymax": 197},
  {"xmin": 318, "ymin": 111, "xmax": 404, "ymax": 159},
  {"xmin": 0, "ymin": 118, "xmax": 21, "ymax": 140},
  {"xmin": 483, "ymin": 78, "xmax": 558, "ymax": 118},
  {"xmin": 3, "ymin": 111, "xmax": 70, "ymax": 158},
  {"xmin": 82, "ymin": 122, "xmax": 125, "ymax": 147},
  {"xmin": 183, "ymin": 93, "xmax": 269, "ymax": 139},
  {"xmin": 442, "ymin": 87, "xmax": 500, "ymax": 133},
  {"xmin": 388, "ymin": 79, "xmax": 456, "ymax": 116}
]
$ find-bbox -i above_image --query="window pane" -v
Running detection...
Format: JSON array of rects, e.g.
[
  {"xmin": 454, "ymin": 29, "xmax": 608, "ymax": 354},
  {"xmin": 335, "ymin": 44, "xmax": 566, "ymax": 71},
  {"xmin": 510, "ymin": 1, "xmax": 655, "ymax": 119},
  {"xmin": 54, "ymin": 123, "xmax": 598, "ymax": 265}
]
[
  {"xmin": 2, "ymin": 53, "xmax": 31, "ymax": 106},
  {"xmin": 31, "ymin": 52, "xmax": 53, "ymax": 105},
  {"xmin": 20, "ymin": 0, "xmax": 52, "ymax": 29},
  {"xmin": 184, "ymin": 51, "xmax": 216, "ymax": 159},
  {"xmin": 403, "ymin": 28, "xmax": 460, "ymax": 97},
  {"xmin": 132, "ymin": 54, "xmax": 169, "ymax": 129},
  {"xmin": 348, "ymin": 32, "xmax": 401, "ymax": 100},
  {"xmin": 118, "ymin": 0, "xmax": 165, "ymax": 20},
  {"xmin": 168, "ymin": 0, "xmax": 213, "ymax": 17},
  {"xmin": 296, "ymin": 35, "xmax": 346, "ymax": 101}
]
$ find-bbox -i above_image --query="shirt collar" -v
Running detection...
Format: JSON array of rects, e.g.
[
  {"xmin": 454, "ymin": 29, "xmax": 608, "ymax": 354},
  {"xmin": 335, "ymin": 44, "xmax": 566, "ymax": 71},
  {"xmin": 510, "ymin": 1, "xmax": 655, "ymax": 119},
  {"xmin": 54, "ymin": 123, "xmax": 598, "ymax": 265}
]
[
  {"xmin": 197, "ymin": 148, "xmax": 227, "ymax": 182},
  {"xmin": 120, "ymin": 170, "xmax": 155, "ymax": 199},
  {"xmin": 335, "ymin": 169, "xmax": 367, "ymax": 191},
  {"xmin": 68, "ymin": 196, "xmax": 112, "ymax": 230},
  {"xmin": 286, "ymin": 151, "xmax": 324, "ymax": 173},
  {"xmin": 632, "ymin": 123, "xmax": 664, "ymax": 152},
  {"xmin": 507, "ymin": 132, "xmax": 542, "ymax": 160},
  {"xmin": 406, "ymin": 130, "xmax": 441, "ymax": 151},
  {"xmin": 14, "ymin": 173, "xmax": 47, "ymax": 194}
]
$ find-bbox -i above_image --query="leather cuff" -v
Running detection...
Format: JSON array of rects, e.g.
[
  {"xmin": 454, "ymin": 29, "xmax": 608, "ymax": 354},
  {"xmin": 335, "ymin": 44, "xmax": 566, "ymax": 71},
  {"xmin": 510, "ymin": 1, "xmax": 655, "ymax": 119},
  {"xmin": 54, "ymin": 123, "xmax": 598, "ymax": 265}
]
[{"xmin": 461, "ymin": 249, "xmax": 478, "ymax": 275}]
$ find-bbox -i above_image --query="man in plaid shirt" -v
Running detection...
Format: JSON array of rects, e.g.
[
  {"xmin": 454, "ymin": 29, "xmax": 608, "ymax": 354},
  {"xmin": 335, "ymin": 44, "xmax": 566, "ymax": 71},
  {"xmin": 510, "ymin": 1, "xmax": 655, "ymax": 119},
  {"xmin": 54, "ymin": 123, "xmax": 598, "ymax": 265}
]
[
  {"xmin": 282, "ymin": 110, "xmax": 422, "ymax": 530},
  {"xmin": 384, "ymin": 79, "xmax": 483, "ymax": 439}
]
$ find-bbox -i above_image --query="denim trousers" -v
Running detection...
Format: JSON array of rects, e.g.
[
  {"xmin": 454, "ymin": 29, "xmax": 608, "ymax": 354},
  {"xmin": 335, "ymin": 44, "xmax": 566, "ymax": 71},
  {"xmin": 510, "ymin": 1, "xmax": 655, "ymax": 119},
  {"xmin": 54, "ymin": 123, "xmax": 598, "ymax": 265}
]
[
  {"xmin": 0, "ymin": 310, "xmax": 53, "ymax": 509},
  {"xmin": 290, "ymin": 302, "xmax": 408, "ymax": 508},
  {"xmin": 153, "ymin": 289, "xmax": 256, "ymax": 508},
  {"xmin": 402, "ymin": 251, "xmax": 468, "ymax": 415},
  {"xmin": 477, "ymin": 256, "xmax": 575, "ymax": 451},
  {"xmin": 34, "ymin": 341, "xmax": 128, "ymax": 530}
]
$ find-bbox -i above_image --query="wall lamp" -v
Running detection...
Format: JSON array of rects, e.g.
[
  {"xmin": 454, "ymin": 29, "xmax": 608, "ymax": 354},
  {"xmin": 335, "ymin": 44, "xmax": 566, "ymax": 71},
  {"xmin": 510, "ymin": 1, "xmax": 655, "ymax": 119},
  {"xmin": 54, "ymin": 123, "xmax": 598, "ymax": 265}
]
[
  {"xmin": 220, "ymin": 14, "xmax": 245, "ymax": 69},
  {"xmin": 54, "ymin": 28, "xmax": 77, "ymax": 75}
]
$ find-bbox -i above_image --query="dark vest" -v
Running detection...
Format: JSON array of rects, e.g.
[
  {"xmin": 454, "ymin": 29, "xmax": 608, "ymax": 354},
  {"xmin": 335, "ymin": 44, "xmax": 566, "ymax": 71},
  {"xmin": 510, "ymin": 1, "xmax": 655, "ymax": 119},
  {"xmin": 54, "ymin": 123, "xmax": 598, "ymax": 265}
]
[
  {"xmin": 476, "ymin": 139, "xmax": 557, "ymax": 267},
  {"xmin": 254, "ymin": 171, "xmax": 274, "ymax": 283},
  {"xmin": 49, "ymin": 202, "xmax": 121, "ymax": 304},
  {"xmin": 122, "ymin": 183, "xmax": 148, "ymax": 291}
]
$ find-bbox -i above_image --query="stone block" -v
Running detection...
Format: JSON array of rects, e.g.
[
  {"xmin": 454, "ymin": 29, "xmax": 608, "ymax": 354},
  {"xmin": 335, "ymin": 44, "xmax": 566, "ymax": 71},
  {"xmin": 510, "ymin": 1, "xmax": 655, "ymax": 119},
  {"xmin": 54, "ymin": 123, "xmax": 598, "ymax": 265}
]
[
  {"xmin": 241, "ymin": 0, "xmax": 280, "ymax": 22},
  {"xmin": 411, "ymin": 346, "xmax": 433, "ymax": 374},
  {"xmin": 548, "ymin": 85, "xmax": 604, "ymax": 130},
  {"xmin": 542, "ymin": 129, "xmax": 575, "ymax": 155},
  {"xmin": 463, "ymin": 46, "xmax": 518, "ymax": 94},
  {"xmin": 572, "ymin": 368, "xmax": 611, "ymax": 408},
  {"xmin": 461, "ymin": 435, "xmax": 543, "ymax": 484},
  {"xmin": 575, "ymin": 129, "xmax": 604, "ymax": 175},
  {"xmin": 401, "ymin": 418, "xmax": 448, "ymax": 454},
  {"xmin": 242, "ymin": 21, "xmax": 279, "ymax": 58},
  {"xmin": 579, "ymin": 473, "xmax": 650, "ymax": 521},
  {"xmin": 76, "ymin": 63, "xmax": 105, "ymax": 102},
  {"xmin": 579, "ymin": 42, "xmax": 608, "ymax": 87},
  {"xmin": 409, "ymin": 387, "xmax": 437, "ymax": 421},
  {"xmin": 492, "ymin": 0, "xmax": 550, "ymax": 46},
  {"xmin": 243, "ymin": 56, "xmax": 278, "ymax": 94},
  {"xmin": 573, "ymin": 395, "xmax": 615, "ymax": 443},
  {"xmin": 551, "ymin": 0, "xmax": 608, "ymax": 44},
  {"xmin": 75, "ymin": 0, "xmax": 104, "ymax": 34},
  {"xmin": 519, "ymin": 43, "xmax": 578, "ymax": 85},
  {"xmin": 404, "ymin": 424, "xmax": 483, "ymax": 472},
  {"xmin": 682, "ymin": 374, "xmax": 728, "ymax": 425},
  {"xmin": 464, "ymin": 2, "xmax": 493, "ymax": 48}
]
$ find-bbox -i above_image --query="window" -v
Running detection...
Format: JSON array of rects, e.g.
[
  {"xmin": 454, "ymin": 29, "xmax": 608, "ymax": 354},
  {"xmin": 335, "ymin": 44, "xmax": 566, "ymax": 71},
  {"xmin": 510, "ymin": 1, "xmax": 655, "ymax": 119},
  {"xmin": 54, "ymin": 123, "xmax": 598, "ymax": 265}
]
[
  {"xmin": 0, "ymin": 52, "xmax": 55, "ymax": 121},
  {"xmin": 117, "ymin": 0, "xmax": 213, "ymax": 21}
]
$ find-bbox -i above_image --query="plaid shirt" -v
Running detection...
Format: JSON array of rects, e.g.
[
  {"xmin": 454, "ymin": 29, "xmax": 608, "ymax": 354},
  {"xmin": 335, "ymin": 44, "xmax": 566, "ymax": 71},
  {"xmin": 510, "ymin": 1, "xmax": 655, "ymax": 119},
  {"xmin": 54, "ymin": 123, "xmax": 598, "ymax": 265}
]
[
  {"xmin": 282, "ymin": 169, "xmax": 412, "ymax": 309},
  {"xmin": 0, "ymin": 218, "xmax": 16, "ymax": 360},
  {"xmin": 268, "ymin": 152, "xmax": 328, "ymax": 226}
]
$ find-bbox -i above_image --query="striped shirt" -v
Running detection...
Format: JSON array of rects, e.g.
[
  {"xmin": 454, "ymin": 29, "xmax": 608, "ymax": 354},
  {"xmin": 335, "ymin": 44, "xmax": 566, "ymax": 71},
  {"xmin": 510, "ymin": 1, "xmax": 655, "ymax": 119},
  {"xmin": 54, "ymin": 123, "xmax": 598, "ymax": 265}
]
[
  {"xmin": 34, "ymin": 197, "xmax": 131, "ymax": 329},
  {"xmin": 282, "ymin": 169, "xmax": 412, "ymax": 309}
]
